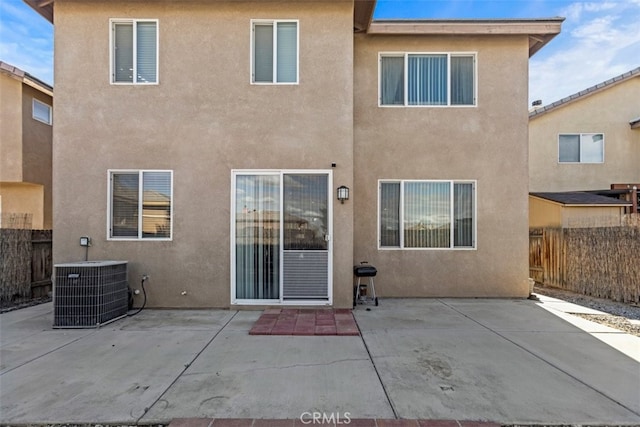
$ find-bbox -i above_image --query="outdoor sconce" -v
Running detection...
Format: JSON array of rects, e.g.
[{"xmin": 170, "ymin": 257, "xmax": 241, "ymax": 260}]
[{"xmin": 337, "ymin": 186, "xmax": 350, "ymax": 204}]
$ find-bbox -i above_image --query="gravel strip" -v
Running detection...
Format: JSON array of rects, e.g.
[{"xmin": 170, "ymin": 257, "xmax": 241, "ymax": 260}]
[{"xmin": 534, "ymin": 285, "xmax": 640, "ymax": 337}]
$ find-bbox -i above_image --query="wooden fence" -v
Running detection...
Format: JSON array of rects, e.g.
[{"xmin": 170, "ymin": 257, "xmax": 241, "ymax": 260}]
[
  {"xmin": 529, "ymin": 223, "xmax": 640, "ymax": 303},
  {"xmin": 30, "ymin": 230, "xmax": 53, "ymax": 298},
  {"xmin": 0, "ymin": 229, "xmax": 53, "ymax": 303}
]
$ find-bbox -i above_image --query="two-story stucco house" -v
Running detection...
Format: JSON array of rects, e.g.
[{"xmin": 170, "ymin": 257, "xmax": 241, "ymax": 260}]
[
  {"xmin": 529, "ymin": 67, "xmax": 640, "ymax": 219},
  {"xmin": 0, "ymin": 61, "xmax": 53, "ymax": 230},
  {"xmin": 26, "ymin": 0, "xmax": 562, "ymax": 308}
]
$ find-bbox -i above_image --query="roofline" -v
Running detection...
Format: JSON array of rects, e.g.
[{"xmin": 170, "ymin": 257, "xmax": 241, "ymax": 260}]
[
  {"xmin": 354, "ymin": 0, "xmax": 376, "ymax": 33},
  {"xmin": 366, "ymin": 18, "xmax": 564, "ymax": 57},
  {"xmin": 529, "ymin": 194, "xmax": 632, "ymax": 207},
  {"xmin": 27, "ymin": 0, "xmax": 378, "ymax": 28},
  {"xmin": 530, "ymin": 66, "xmax": 640, "ymax": 120},
  {"xmin": 372, "ymin": 17, "xmax": 565, "ymax": 24},
  {"xmin": 0, "ymin": 61, "xmax": 53, "ymax": 96},
  {"xmin": 23, "ymin": 0, "xmax": 54, "ymax": 23},
  {"xmin": 25, "ymin": 0, "xmax": 563, "ymax": 56}
]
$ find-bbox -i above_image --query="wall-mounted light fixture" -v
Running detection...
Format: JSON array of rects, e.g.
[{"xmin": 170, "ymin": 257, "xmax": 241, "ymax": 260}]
[
  {"xmin": 79, "ymin": 236, "xmax": 91, "ymax": 261},
  {"xmin": 337, "ymin": 185, "xmax": 350, "ymax": 204}
]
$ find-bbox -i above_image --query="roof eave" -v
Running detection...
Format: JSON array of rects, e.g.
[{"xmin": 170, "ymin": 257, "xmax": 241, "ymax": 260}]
[
  {"xmin": 367, "ymin": 18, "xmax": 564, "ymax": 57},
  {"xmin": 530, "ymin": 66, "xmax": 640, "ymax": 119},
  {"xmin": 354, "ymin": 0, "xmax": 377, "ymax": 33},
  {"xmin": 0, "ymin": 61, "xmax": 53, "ymax": 95},
  {"xmin": 529, "ymin": 194, "xmax": 632, "ymax": 207},
  {"xmin": 23, "ymin": 0, "xmax": 54, "ymax": 23},
  {"xmin": 29, "ymin": 0, "xmax": 378, "ymax": 29},
  {"xmin": 563, "ymin": 203, "xmax": 632, "ymax": 207}
]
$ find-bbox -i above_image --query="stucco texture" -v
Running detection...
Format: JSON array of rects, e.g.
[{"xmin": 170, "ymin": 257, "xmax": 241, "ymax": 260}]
[
  {"xmin": 0, "ymin": 182, "xmax": 44, "ymax": 229},
  {"xmin": 53, "ymin": 1, "xmax": 354, "ymax": 307},
  {"xmin": 0, "ymin": 70, "xmax": 53, "ymax": 229},
  {"xmin": 22, "ymin": 85, "xmax": 53, "ymax": 229},
  {"xmin": 353, "ymin": 34, "xmax": 532, "ymax": 298},
  {"xmin": 529, "ymin": 75, "xmax": 640, "ymax": 192},
  {"xmin": 1, "ymin": 73, "xmax": 23, "ymax": 182},
  {"xmin": 529, "ymin": 196, "xmax": 625, "ymax": 228}
]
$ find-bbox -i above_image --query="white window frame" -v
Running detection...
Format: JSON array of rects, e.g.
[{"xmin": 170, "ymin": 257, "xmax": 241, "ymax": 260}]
[
  {"xmin": 107, "ymin": 169, "xmax": 173, "ymax": 241},
  {"xmin": 378, "ymin": 179, "xmax": 477, "ymax": 250},
  {"xmin": 378, "ymin": 52, "xmax": 477, "ymax": 108},
  {"xmin": 109, "ymin": 19, "xmax": 159, "ymax": 85},
  {"xmin": 557, "ymin": 133, "xmax": 605, "ymax": 164},
  {"xmin": 250, "ymin": 19, "xmax": 299, "ymax": 85},
  {"xmin": 32, "ymin": 99, "xmax": 52, "ymax": 125},
  {"xmin": 230, "ymin": 169, "xmax": 333, "ymax": 306}
]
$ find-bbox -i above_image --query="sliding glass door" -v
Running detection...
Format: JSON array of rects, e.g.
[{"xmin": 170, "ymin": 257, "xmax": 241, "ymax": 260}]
[
  {"xmin": 233, "ymin": 171, "xmax": 332, "ymax": 304},
  {"xmin": 235, "ymin": 174, "xmax": 280, "ymax": 300}
]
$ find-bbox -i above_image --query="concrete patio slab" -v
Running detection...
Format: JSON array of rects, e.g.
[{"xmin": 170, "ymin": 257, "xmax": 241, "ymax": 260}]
[
  {"xmin": 360, "ymin": 326, "xmax": 638, "ymax": 423},
  {"xmin": 0, "ymin": 307, "xmax": 235, "ymax": 424},
  {"xmin": 141, "ymin": 311, "xmax": 393, "ymax": 422},
  {"xmin": 1, "ymin": 298, "xmax": 639, "ymax": 425}
]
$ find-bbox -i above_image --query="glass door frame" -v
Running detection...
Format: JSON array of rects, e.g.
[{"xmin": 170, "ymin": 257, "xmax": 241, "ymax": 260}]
[{"xmin": 230, "ymin": 169, "xmax": 333, "ymax": 305}]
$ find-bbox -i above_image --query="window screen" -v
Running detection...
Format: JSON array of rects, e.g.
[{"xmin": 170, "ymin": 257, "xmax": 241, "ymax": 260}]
[
  {"xmin": 253, "ymin": 21, "xmax": 298, "ymax": 83},
  {"xmin": 113, "ymin": 20, "xmax": 157, "ymax": 84},
  {"xmin": 380, "ymin": 180, "xmax": 475, "ymax": 249},
  {"xmin": 110, "ymin": 170, "xmax": 171, "ymax": 239}
]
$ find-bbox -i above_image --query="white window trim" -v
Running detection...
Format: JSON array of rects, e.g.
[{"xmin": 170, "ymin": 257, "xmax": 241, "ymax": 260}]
[
  {"xmin": 107, "ymin": 169, "xmax": 173, "ymax": 241},
  {"xmin": 377, "ymin": 179, "xmax": 477, "ymax": 250},
  {"xmin": 109, "ymin": 18, "xmax": 159, "ymax": 85},
  {"xmin": 557, "ymin": 133, "xmax": 605, "ymax": 164},
  {"xmin": 250, "ymin": 19, "xmax": 300, "ymax": 85},
  {"xmin": 378, "ymin": 52, "xmax": 477, "ymax": 108},
  {"xmin": 230, "ymin": 169, "xmax": 333, "ymax": 306},
  {"xmin": 32, "ymin": 98, "xmax": 52, "ymax": 125}
]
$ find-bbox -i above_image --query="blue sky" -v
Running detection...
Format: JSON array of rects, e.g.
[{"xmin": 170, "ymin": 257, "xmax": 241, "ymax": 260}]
[{"xmin": 1, "ymin": 0, "xmax": 639, "ymax": 106}]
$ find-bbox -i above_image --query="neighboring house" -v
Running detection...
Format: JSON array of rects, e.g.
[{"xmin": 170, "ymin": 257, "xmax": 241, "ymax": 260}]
[
  {"xmin": 529, "ymin": 67, "xmax": 640, "ymax": 216},
  {"xmin": 26, "ymin": 0, "xmax": 561, "ymax": 308},
  {"xmin": 0, "ymin": 61, "xmax": 53, "ymax": 230},
  {"xmin": 530, "ymin": 192, "xmax": 631, "ymax": 228}
]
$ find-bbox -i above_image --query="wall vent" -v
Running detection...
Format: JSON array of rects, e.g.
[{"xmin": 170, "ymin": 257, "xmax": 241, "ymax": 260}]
[{"xmin": 53, "ymin": 261, "xmax": 128, "ymax": 328}]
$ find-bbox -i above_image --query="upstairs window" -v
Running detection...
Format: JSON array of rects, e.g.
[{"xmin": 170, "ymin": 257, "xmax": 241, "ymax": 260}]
[
  {"xmin": 111, "ymin": 19, "xmax": 158, "ymax": 84},
  {"xmin": 380, "ymin": 53, "xmax": 475, "ymax": 106},
  {"xmin": 109, "ymin": 170, "xmax": 172, "ymax": 240},
  {"xmin": 32, "ymin": 99, "xmax": 52, "ymax": 125},
  {"xmin": 252, "ymin": 20, "xmax": 298, "ymax": 84},
  {"xmin": 558, "ymin": 133, "xmax": 604, "ymax": 163},
  {"xmin": 379, "ymin": 180, "xmax": 476, "ymax": 249}
]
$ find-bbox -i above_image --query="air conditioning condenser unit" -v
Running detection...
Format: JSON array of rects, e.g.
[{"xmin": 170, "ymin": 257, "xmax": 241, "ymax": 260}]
[{"xmin": 53, "ymin": 261, "xmax": 128, "ymax": 328}]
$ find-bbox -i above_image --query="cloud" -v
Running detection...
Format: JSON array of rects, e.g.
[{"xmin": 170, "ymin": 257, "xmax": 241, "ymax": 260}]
[
  {"xmin": 529, "ymin": 1, "xmax": 640, "ymax": 105},
  {"xmin": 559, "ymin": 2, "xmax": 618, "ymax": 21},
  {"xmin": 0, "ymin": 1, "xmax": 53, "ymax": 84}
]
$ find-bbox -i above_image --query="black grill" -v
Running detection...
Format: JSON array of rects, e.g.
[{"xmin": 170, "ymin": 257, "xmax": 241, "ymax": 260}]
[
  {"xmin": 353, "ymin": 262, "xmax": 378, "ymax": 307},
  {"xmin": 354, "ymin": 265, "xmax": 377, "ymax": 277}
]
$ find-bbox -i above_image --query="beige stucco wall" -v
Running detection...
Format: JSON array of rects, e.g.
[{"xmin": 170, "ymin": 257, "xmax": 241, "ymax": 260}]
[
  {"xmin": 0, "ymin": 182, "xmax": 44, "ymax": 229},
  {"xmin": 529, "ymin": 197, "xmax": 562, "ymax": 228},
  {"xmin": 530, "ymin": 76, "xmax": 640, "ymax": 192},
  {"xmin": 22, "ymin": 85, "xmax": 53, "ymax": 229},
  {"xmin": 53, "ymin": 0, "xmax": 354, "ymax": 307},
  {"xmin": 354, "ymin": 34, "xmax": 532, "ymax": 297},
  {"xmin": 0, "ymin": 72, "xmax": 23, "ymax": 182},
  {"xmin": 0, "ymin": 71, "xmax": 53, "ymax": 229},
  {"xmin": 529, "ymin": 196, "xmax": 625, "ymax": 228},
  {"xmin": 560, "ymin": 206, "xmax": 625, "ymax": 228}
]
